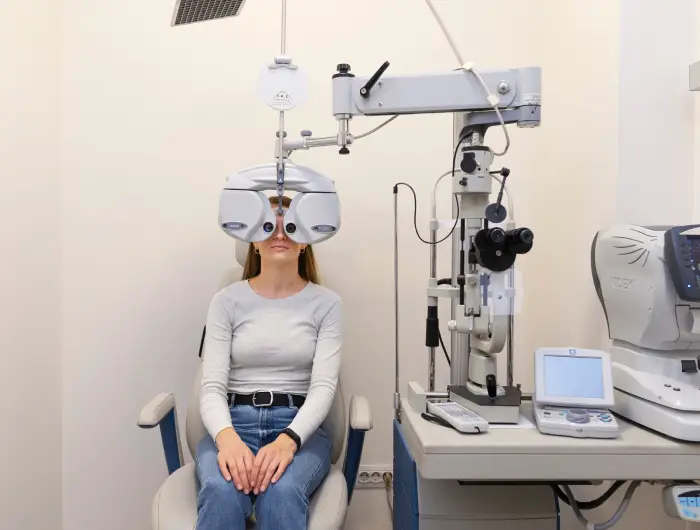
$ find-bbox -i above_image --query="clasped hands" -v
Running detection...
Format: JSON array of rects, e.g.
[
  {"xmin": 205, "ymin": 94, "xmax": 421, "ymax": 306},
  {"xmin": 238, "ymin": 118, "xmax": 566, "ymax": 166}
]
[{"xmin": 216, "ymin": 428, "xmax": 297, "ymax": 494}]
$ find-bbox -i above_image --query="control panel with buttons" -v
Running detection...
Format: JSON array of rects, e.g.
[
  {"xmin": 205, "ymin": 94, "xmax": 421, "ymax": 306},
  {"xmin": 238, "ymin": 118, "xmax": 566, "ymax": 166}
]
[
  {"xmin": 534, "ymin": 347, "xmax": 618, "ymax": 438},
  {"xmin": 664, "ymin": 226, "xmax": 700, "ymax": 302},
  {"xmin": 533, "ymin": 404, "xmax": 620, "ymax": 439},
  {"xmin": 663, "ymin": 485, "xmax": 700, "ymax": 522}
]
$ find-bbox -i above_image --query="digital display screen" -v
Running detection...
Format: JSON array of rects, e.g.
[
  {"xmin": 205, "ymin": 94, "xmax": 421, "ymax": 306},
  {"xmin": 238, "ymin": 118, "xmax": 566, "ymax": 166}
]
[
  {"xmin": 544, "ymin": 355, "xmax": 604, "ymax": 399},
  {"xmin": 690, "ymin": 237, "xmax": 700, "ymax": 288}
]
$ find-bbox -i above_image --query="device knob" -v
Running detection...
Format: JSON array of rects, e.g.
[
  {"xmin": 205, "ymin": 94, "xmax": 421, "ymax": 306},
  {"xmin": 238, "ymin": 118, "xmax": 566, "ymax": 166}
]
[
  {"xmin": 333, "ymin": 63, "xmax": 354, "ymax": 79},
  {"xmin": 566, "ymin": 410, "xmax": 590, "ymax": 424},
  {"xmin": 460, "ymin": 152, "xmax": 477, "ymax": 174},
  {"xmin": 339, "ymin": 147, "xmax": 350, "ymax": 155},
  {"xmin": 485, "ymin": 203, "xmax": 508, "ymax": 224},
  {"xmin": 486, "ymin": 374, "xmax": 497, "ymax": 398}
]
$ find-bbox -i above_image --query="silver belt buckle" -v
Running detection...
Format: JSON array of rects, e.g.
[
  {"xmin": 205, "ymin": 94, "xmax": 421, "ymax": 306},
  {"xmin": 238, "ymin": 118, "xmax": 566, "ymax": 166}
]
[{"xmin": 252, "ymin": 390, "xmax": 274, "ymax": 407}]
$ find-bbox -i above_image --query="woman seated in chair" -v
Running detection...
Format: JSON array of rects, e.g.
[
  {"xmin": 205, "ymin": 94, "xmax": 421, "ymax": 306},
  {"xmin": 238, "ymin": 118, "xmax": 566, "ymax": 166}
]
[{"xmin": 196, "ymin": 195, "xmax": 342, "ymax": 530}]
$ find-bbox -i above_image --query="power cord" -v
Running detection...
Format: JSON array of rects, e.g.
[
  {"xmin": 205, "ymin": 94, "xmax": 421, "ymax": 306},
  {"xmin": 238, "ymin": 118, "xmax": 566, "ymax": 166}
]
[
  {"xmin": 383, "ymin": 472, "xmax": 393, "ymax": 519},
  {"xmin": 561, "ymin": 481, "xmax": 641, "ymax": 530},
  {"xmin": 392, "ymin": 134, "xmax": 470, "ymax": 245},
  {"xmin": 553, "ymin": 489, "xmax": 561, "ymax": 530},
  {"xmin": 438, "ymin": 327, "xmax": 450, "ymax": 366},
  {"xmin": 393, "ymin": 182, "xmax": 457, "ymax": 244},
  {"xmin": 551, "ymin": 481, "xmax": 626, "ymax": 511}
]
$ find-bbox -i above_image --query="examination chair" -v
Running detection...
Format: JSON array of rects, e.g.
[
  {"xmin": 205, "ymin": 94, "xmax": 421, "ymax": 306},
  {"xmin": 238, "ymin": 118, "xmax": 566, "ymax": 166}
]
[{"xmin": 137, "ymin": 242, "xmax": 373, "ymax": 530}]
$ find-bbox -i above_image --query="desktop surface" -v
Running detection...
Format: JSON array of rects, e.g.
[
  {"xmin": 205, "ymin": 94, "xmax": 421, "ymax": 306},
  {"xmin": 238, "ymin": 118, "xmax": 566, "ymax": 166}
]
[{"xmin": 398, "ymin": 399, "xmax": 700, "ymax": 481}]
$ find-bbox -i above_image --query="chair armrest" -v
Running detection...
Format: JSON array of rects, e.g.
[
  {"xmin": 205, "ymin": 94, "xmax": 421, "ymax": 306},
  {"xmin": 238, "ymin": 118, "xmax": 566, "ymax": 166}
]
[
  {"xmin": 138, "ymin": 393, "xmax": 176, "ymax": 428},
  {"xmin": 343, "ymin": 395, "xmax": 373, "ymax": 505},
  {"xmin": 137, "ymin": 393, "xmax": 184, "ymax": 475},
  {"xmin": 349, "ymin": 395, "xmax": 373, "ymax": 431}
]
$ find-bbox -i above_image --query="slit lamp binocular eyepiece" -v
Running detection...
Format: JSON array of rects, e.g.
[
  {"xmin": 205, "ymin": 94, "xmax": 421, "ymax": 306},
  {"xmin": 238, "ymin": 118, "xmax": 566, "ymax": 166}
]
[{"xmin": 474, "ymin": 227, "xmax": 534, "ymax": 272}]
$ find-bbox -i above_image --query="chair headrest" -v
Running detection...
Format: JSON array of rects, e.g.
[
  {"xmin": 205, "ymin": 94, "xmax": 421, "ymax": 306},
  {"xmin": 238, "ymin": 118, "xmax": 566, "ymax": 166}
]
[{"xmin": 235, "ymin": 240, "xmax": 249, "ymax": 268}]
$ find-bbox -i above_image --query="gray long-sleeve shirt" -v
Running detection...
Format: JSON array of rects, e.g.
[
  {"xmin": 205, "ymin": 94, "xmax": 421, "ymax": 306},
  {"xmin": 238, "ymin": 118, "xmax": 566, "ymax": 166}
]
[{"xmin": 199, "ymin": 279, "xmax": 342, "ymax": 445}]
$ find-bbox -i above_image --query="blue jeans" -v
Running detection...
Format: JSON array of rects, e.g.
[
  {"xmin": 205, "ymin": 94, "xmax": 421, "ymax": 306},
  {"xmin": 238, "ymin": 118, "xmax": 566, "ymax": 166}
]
[{"xmin": 195, "ymin": 404, "xmax": 332, "ymax": 530}]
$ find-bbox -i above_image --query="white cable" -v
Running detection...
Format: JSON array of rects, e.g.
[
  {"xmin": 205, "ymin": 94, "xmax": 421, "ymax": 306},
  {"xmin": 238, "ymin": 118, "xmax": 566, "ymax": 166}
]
[
  {"xmin": 423, "ymin": 1, "xmax": 510, "ymax": 157},
  {"xmin": 432, "ymin": 170, "xmax": 513, "ymax": 225},
  {"xmin": 424, "ymin": 0, "xmax": 464, "ymax": 66},
  {"xmin": 354, "ymin": 115, "xmax": 399, "ymax": 139},
  {"xmin": 461, "ymin": 64, "xmax": 511, "ymax": 157},
  {"xmin": 285, "ymin": 115, "xmax": 398, "ymax": 158},
  {"xmin": 431, "ymin": 169, "xmax": 455, "ymax": 220}
]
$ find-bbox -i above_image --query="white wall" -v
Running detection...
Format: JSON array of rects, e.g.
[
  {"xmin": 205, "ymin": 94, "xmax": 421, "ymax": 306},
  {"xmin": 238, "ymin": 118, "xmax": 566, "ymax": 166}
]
[
  {"xmin": 618, "ymin": 0, "xmax": 696, "ymax": 226},
  {"xmin": 0, "ymin": 1, "xmax": 62, "ymax": 529},
  {"xmin": 54, "ymin": 1, "xmax": 699, "ymax": 530}
]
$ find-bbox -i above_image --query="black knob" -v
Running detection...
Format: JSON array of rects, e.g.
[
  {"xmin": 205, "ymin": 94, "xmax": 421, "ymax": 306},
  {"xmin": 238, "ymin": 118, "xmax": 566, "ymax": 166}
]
[
  {"xmin": 286, "ymin": 223, "xmax": 297, "ymax": 234},
  {"xmin": 339, "ymin": 147, "xmax": 350, "ymax": 155},
  {"xmin": 486, "ymin": 374, "xmax": 497, "ymax": 398},
  {"xmin": 333, "ymin": 63, "xmax": 354, "ymax": 79},
  {"xmin": 263, "ymin": 222, "xmax": 274, "ymax": 233},
  {"xmin": 461, "ymin": 152, "xmax": 477, "ymax": 174}
]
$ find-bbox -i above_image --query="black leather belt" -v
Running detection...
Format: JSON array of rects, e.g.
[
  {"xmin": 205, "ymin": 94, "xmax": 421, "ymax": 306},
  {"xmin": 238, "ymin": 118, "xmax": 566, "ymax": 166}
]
[{"xmin": 228, "ymin": 390, "xmax": 305, "ymax": 408}]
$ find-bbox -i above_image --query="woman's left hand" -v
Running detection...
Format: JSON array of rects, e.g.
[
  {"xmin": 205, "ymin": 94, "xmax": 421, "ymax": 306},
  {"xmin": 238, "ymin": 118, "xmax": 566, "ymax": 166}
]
[{"xmin": 251, "ymin": 433, "xmax": 297, "ymax": 494}]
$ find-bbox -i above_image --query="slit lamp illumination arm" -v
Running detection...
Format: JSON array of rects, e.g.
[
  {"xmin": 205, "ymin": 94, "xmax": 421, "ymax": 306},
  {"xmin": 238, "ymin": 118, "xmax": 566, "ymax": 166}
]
[{"xmin": 280, "ymin": 62, "xmax": 542, "ymax": 157}]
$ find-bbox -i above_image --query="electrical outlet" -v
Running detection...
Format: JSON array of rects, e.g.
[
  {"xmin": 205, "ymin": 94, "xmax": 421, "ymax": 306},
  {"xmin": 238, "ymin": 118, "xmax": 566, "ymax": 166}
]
[{"xmin": 356, "ymin": 465, "xmax": 393, "ymax": 489}]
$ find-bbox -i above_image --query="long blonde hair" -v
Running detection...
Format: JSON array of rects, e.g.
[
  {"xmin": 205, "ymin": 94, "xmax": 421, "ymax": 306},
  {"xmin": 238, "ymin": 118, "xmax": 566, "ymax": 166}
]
[{"xmin": 241, "ymin": 195, "xmax": 321, "ymax": 284}]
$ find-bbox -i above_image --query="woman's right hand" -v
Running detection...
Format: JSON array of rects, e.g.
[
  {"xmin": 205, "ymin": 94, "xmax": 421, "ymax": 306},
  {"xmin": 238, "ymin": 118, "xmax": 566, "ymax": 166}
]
[{"xmin": 215, "ymin": 428, "xmax": 254, "ymax": 493}]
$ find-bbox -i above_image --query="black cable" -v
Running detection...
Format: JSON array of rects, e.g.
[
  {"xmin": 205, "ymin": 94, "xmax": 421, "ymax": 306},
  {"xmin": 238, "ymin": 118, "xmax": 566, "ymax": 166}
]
[
  {"xmin": 198, "ymin": 326, "xmax": 206, "ymax": 358},
  {"xmin": 458, "ymin": 218, "xmax": 466, "ymax": 306},
  {"xmin": 437, "ymin": 327, "xmax": 450, "ymax": 366},
  {"xmin": 392, "ymin": 134, "xmax": 470, "ymax": 245},
  {"xmin": 550, "ymin": 481, "xmax": 627, "ymax": 511},
  {"xmin": 394, "ymin": 182, "xmax": 458, "ymax": 244}
]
